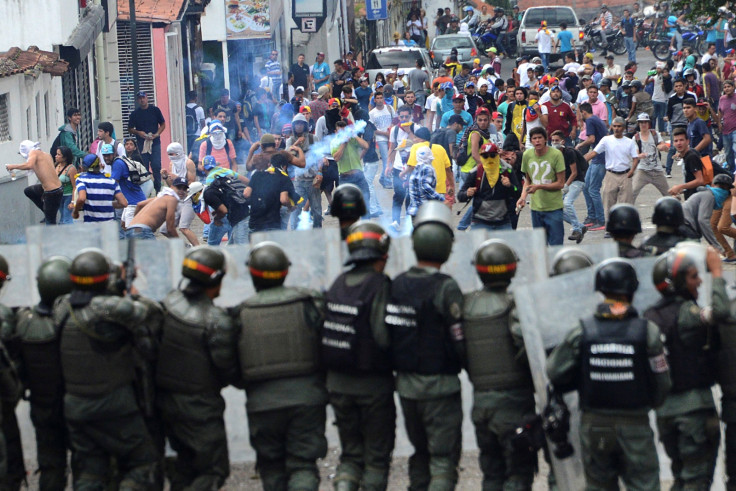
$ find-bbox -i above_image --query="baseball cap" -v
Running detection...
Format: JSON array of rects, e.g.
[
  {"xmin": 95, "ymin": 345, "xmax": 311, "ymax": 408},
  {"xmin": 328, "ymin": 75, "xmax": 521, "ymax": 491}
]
[
  {"xmin": 637, "ymin": 113, "xmax": 650, "ymax": 121},
  {"xmin": 397, "ymin": 69, "xmax": 405, "ymax": 76},
  {"xmin": 416, "ymin": 146, "xmax": 435, "ymax": 163},
  {"xmin": 414, "ymin": 127, "xmax": 431, "ymax": 141},
  {"xmin": 453, "ymin": 94, "xmax": 465, "ymax": 101},
  {"xmin": 281, "ymin": 123, "xmax": 293, "ymax": 135},
  {"xmin": 696, "ymin": 100, "xmax": 709, "ymax": 107},
  {"xmin": 582, "ymin": 74, "xmax": 592, "ymax": 80},
  {"xmin": 82, "ymin": 154, "xmax": 100, "ymax": 169},
  {"xmin": 605, "ymin": 54, "xmax": 614, "ymax": 59},
  {"xmin": 480, "ymin": 143, "xmax": 499, "ymax": 156},
  {"xmin": 550, "ymin": 84, "xmax": 562, "ymax": 92},
  {"xmin": 440, "ymin": 82, "xmax": 453, "ymax": 91},
  {"xmin": 295, "ymin": 86, "xmax": 305, "ymax": 93},
  {"xmin": 260, "ymin": 134, "xmax": 276, "ymax": 146},
  {"xmin": 202, "ymin": 155, "xmax": 217, "ymax": 171},
  {"xmin": 531, "ymin": 56, "xmax": 542, "ymax": 63},
  {"xmin": 137, "ymin": 91, "xmax": 147, "ymax": 98},
  {"xmin": 100, "ymin": 144, "xmax": 114, "ymax": 155},
  {"xmin": 393, "ymin": 31, "xmax": 400, "ymax": 39},
  {"xmin": 209, "ymin": 121, "xmax": 226, "ymax": 133},
  {"xmin": 486, "ymin": 47, "xmax": 497, "ymax": 53},
  {"xmin": 328, "ymin": 98, "xmax": 341, "ymax": 107},
  {"xmin": 475, "ymin": 106, "xmax": 491, "ymax": 117},
  {"xmin": 317, "ymin": 51, "xmax": 325, "ymax": 57},
  {"xmin": 491, "ymin": 111, "xmax": 501, "ymax": 120},
  {"xmin": 299, "ymin": 105, "xmax": 312, "ymax": 114},
  {"xmin": 448, "ymin": 114, "xmax": 465, "ymax": 125},
  {"xmin": 172, "ymin": 177, "xmax": 188, "ymax": 188},
  {"xmin": 318, "ymin": 85, "xmax": 330, "ymax": 97},
  {"xmin": 465, "ymin": 81, "xmax": 475, "ymax": 88}
]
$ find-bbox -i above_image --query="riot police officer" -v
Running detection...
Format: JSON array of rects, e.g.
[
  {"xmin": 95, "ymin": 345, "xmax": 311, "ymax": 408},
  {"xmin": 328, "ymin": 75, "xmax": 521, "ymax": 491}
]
[
  {"xmin": 644, "ymin": 246, "xmax": 728, "ymax": 489},
  {"xmin": 0, "ymin": 255, "xmax": 23, "ymax": 491},
  {"xmin": 550, "ymin": 248, "xmax": 594, "ymax": 276},
  {"xmin": 331, "ymin": 184, "xmax": 367, "ymax": 239},
  {"xmin": 606, "ymin": 203, "xmax": 650, "ymax": 257},
  {"xmin": 234, "ymin": 242, "xmax": 327, "ymax": 491},
  {"xmin": 718, "ymin": 284, "xmax": 736, "ymax": 488},
  {"xmin": 322, "ymin": 222, "xmax": 395, "ymax": 491},
  {"xmin": 546, "ymin": 258, "xmax": 671, "ymax": 489},
  {"xmin": 382, "ymin": 201, "xmax": 465, "ymax": 490},
  {"xmin": 640, "ymin": 197, "xmax": 687, "ymax": 255},
  {"xmin": 54, "ymin": 249, "xmax": 160, "ymax": 489},
  {"xmin": 464, "ymin": 239, "xmax": 536, "ymax": 489},
  {"xmin": 11, "ymin": 257, "xmax": 73, "ymax": 490},
  {"xmin": 156, "ymin": 246, "xmax": 238, "ymax": 489}
]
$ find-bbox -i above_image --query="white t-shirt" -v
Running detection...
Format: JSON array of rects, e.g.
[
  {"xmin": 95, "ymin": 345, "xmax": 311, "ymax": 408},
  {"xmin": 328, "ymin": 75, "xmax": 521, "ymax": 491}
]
[
  {"xmin": 701, "ymin": 53, "xmax": 714, "ymax": 66},
  {"xmin": 186, "ymin": 103, "xmax": 206, "ymax": 129},
  {"xmin": 594, "ymin": 135, "xmax": 638, "ymax": 172},
  {"xmin": 425, "ymin": 94, "xmax": 439, "ymax": 130},
  {"xmin": 563, "ymin": 62, "xmax": 581, "ymax": 75},
  {"xmin": 518, "ymin": 62, "xmax": 532, "ymax": 86},
  {"xmin": 390, "ymin": 123, "xmax": 422, "ymax": 170},
  {"xmin": 535, "ymin": 30, "xmax": 553, "ymax": 54},
  {"xmin": 369, "ymin": 106, "xmax": 395, "ymax": 142}
]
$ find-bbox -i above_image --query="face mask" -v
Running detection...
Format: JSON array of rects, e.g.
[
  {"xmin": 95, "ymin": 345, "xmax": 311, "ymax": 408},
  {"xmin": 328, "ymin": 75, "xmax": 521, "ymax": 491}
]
[
  {"xmin": 167, "ymin": 142, "xmax": 187, "ymax": 170},
  {"xmin": 211, "ymin": 132, "xmax": 226, "ymax": 150},
  {"xmin": 551, "ymin": 143, "xmax": 563, "ymax": 149},
  {"xmin": 19, "ymin": 140, "xmax": 40, "ymax": 159}
]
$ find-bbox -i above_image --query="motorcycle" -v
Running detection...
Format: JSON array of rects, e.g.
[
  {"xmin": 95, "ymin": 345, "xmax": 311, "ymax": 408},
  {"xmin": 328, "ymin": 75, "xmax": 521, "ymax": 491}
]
[
  {"xmin": 583, "ymin": 22, "xmax": 627, "ymax": 55},
  {"xmin": 634, "ymin": 18, "xmax": 667, "ymax": 50},
  {"xmin": 652, "ymin": 24, "xmax": 706, "ymax": 60},
  {"xmin": 471, "ymin": 21, "xmax": 517, "ymax": 56}
]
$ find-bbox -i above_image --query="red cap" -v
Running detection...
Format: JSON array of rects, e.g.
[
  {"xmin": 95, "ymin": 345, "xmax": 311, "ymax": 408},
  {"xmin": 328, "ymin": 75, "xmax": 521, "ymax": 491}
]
[
  {"xmin": 453, "ymin": 94, "xmax": 465, "ymax": 101},
  {"xmin": 328, "ymin": 98, "xmax": 341, "ymax": 107},
  {"xmin": 491, "ymin": 111, "xmax": 501, "ymax": 119},
  {"xmin": 480, "ymin": 143, "xmax": 499, "ymax": 155},
  {"xmin": 475, "ymin": 106, "xmax": 491, "ymax": 117}
]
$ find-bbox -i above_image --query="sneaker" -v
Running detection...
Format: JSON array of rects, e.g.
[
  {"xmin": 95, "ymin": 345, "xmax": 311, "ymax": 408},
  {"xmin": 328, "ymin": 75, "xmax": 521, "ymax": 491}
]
[
  {"xmin": 583, "ymin": 220, "xmax": 595, "ymax": 227},
  {"xmin": 725, "ymin": 257, "xmax": 736, "ymax": 263},
  {"xmin": 603, "ymin": 232, "xmax": 611, "ymax": 239},
  {"xmin": 568, "ymin": 230, "xmax": 582, "ymax": 242},
  {"xmin": 325, "ymin": 205, "xmax": 331, "ymax": 216},
  {"xmin": 589, "ymin": 223, "xmax": 606, "ymax": 231},
  {"xmin": 390, "ymin": 220, "xmax": 400, "ymax": 231},
  {"xmin": 369, "ymin": 211, "xmax": 383, "ymax": 218},
  {"xmin": 666, "ymin": 173, "xmax": 672, "ymax": 178}
]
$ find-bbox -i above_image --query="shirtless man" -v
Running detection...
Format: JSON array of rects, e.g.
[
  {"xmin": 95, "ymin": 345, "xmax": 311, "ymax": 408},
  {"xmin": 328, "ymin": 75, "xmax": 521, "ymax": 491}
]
[
  {"xmin": 161, "ymin": 142, "xmax": 199, "ymax": 246},
  {"xmin": 7, "ymin": 141, "xmax": 63, "ymax": 225},
  {"xmin": 126, "ymin": 177, "xmax": 188, "ymax": 239},
  {"xmin": 245, "ymin": 133, "xmax": 307, "ymax": 172}
]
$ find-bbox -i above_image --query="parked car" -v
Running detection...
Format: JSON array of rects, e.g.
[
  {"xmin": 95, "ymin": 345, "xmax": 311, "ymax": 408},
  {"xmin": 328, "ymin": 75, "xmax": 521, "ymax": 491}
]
[
  {"xmin": 429, "ymin": 34, "xmax": 483, "ymax": 68},
  {"xmin": 364, "ymin": 46, "xmax": 437, "ymax": 85},
  {"xmin": 517, "ymin": 6, "xmax": 583, "ymax": 62}
]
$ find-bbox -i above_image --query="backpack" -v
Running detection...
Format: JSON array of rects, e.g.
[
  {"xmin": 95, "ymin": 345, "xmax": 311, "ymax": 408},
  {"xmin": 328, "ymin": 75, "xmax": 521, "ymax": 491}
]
[
  {"xmin": 185, "ymin": 104, "xmax": 200, "ymax": 135},
  {"xmin": 563, "ymin": 147, "xmax": 588, "ymax": 179},
  {"xmin": 205, "ymin": 139, "xmax": 233, "ymax": 168},
  {"xmin": 430, "ymin": 128, "xmax": 452, "ymax": 156},
  {"xmin": 50, "ymin": 133, "xmax": 62, "ymax": 160},
  {"xmin": 634, "ymin": 130, "xmax": 662, "ymax": 162},
  {"xmin": 212, "ymin": 175, "xmax": 249, "ymax": 224},
  {"xmin": 120, "ymin": 156, "xmax": 151, "ymax": 184}
]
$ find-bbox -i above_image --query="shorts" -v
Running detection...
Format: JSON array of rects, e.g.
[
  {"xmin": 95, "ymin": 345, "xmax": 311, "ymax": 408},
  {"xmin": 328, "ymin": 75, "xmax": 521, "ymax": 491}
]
[{"xmin": 121, "ymin": 205, "xmax": 137, "ymax": 227}]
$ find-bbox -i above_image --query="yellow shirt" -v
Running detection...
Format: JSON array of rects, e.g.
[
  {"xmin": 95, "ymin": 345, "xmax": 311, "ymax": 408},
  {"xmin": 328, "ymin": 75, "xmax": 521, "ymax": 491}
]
[{"xmin": 406, "ymin": 142, "xmax": 452, "ymax": 193}]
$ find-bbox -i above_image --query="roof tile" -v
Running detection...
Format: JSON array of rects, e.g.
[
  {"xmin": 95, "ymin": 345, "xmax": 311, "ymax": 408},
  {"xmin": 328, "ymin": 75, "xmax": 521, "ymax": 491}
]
[
  {"xmin": 0, "ymin": 46, "xmax": 69, "ymax": 78},
  {"xmin": 118, "ymin": 0, "xmax": 187, "ymax": 23}
]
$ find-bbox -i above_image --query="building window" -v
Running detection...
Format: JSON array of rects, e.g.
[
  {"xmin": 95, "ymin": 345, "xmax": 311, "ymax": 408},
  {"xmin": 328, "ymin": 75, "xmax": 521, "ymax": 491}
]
[
  {"xmin": 0, "ymin": 94, "xmax": 10, "ymax": 143},
  {"xmin": 44, "ymin": 92, "xmax": 50, "ymax": 139},
  {"xmin": 26, "ymin": 106, "xmax": 32, "ymax": 141},
  {"xmin": 36, "ymin": 93, "xmax": 42, "ymax": 142}
]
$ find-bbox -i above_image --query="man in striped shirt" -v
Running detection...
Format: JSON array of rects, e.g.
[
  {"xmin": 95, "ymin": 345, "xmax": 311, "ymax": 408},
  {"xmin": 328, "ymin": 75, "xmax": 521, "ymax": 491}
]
[
  {"xmin": 72, "ymin": 154, "xmax": 126, "ymax": 222},
  {"xmin": 265, "ymin": 50, "xmax": 283, "ymax": 101}
]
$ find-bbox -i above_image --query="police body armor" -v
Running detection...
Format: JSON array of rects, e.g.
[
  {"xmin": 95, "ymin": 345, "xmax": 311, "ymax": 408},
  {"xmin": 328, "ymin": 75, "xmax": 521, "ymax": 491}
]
[
  {"xmin": 386, "ymin": 272, "xmax": 461, "ymax": 375},
  {"xmin": 156, "ymin": 290, "xmax": 226, "ymax": 394},
  {"xmin": 321, "ymin": 272, "xmax": 392, "ymax": 375},
  {"xmin": 238, "ymin": 287, "xmax": 320, "ymax": 383},
  {"xmin": 58, "ymin": 295, "xmax": 136, "ymax": 397},
  {"xmin": 718, "ymin": 303, "xmax": 736, "ymax": 400},
  {"xmin": 579, "ymin": 316, "xmax": 651, "ymax": 410},
  {"xmin": 644, "ymin": 297, "xmax": 716, "ymax": 393},
  {"xmin": 641, "ymin": 232, "xmax": 684, "ymax": 256},
  {"xmin": 463, "ymin": 291, "xmax": 533, "ymax": 391},
  {"xmin": 15, "ymin": 306, "xmax": 63, "ymax": 406}
]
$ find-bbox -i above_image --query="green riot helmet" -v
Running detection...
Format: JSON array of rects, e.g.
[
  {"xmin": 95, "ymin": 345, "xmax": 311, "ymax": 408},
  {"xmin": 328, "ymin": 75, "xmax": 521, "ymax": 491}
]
[
  {"xmin": 652, "ymin": 197, "xmax": 684, "ymax": 229},
  {"xmin": 182, "ymin": 246, "xmax": 226, "ymax": 286},
  {"xmin": 606, "ymin": 204, "xmax": 642, "ymax": 236},
  {"xmin": 345, "ymin": 221, "xmax": 391, "ymax": 265},
  {"xmin": 661, "ymin": 247, "xmax": 699, "ymax": 295},
  {"xmin": 0, "ymin": 254, "xmax": 8, "ymax": 287},
  {"xmin": 594, "ymin": 258, "xmax": 639, "ymax": 297},
  {"xmin": 331, "ymin": 184, "xmax": 367, "ymax": 223},
  {"xmin": 412, "ymin": 201, "xmax": 454, "ymax": 264},
  {"xmin": 37, "ymin": 256, "xmax": 73, "ymax": 305},
  {"xmin": 550, "ymin": 248, "xmax": 594, "ymax": 276},
  {"xmin": 472, "ymin": 239, "xmax": 519, "ymax": 287},
  {"xmin": 69, "ymin": 249, "xmax": 112, "ymax": 291},
  {"xmin": 247, "ymin": 241, "xmax": 291, "ymax": 289}
]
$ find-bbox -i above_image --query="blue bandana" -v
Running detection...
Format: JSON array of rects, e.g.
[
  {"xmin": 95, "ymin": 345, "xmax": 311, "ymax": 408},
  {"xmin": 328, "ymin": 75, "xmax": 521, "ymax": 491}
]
[{"xmin": 708, "ymin": 185, "xmax": 730, "ymax": 210}]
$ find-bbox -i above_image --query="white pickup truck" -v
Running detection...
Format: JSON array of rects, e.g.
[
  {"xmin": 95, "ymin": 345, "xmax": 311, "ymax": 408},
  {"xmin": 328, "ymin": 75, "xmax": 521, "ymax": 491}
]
[{"xmin": 516, "ymin": 6, "xmax": 583, "ymax": 62}]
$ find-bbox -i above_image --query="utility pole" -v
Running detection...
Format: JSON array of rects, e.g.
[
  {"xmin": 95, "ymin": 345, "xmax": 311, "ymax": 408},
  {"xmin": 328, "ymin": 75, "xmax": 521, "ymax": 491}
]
[{"xmin": 129, "ymin": 0, "xmax": 140, "ymax": 100}]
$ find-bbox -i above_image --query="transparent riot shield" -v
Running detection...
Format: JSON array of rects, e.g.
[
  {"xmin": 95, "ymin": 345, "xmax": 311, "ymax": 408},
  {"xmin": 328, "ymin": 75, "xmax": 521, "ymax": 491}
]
[
  {"xmin": 546, "ymin": 243, "xmax": 619, "ymax": 272},
  {"xmin": 26, "ymin": 221, "xmax": 120, "ymax": 261},
  {"xmin": 214, "ymin": 244, "xmax": 257, "ymax": 308},
  {"xmin": 383, "ymin": 236, "xmax": 417, "ymax": 279},
  {"xmin": 0, "ymin": 244, "xmax": 41, "ymax": 307},
  {"xmin": 487, "ymin": 228, "xmax": 549, "ymax": 287},
  {"xmin": 120, "ymin": 238, "xmax": 185, "ymax": 302},
  {"xmin": 440, "ymin": 230, "xmax": 488, "ymax": 293},
  {"xmin": 250, "ymin": 229, "xmax": 343, "ymax": 292}
]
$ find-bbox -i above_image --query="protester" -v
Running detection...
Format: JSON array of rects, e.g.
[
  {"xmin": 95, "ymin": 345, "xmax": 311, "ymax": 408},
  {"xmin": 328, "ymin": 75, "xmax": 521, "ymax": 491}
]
[
  {"xmin": 54, "ymin": 146, "xmax": 78, "ymax": 225},
  {"xmin": 128, "ymin": 91, "xmax": 166, "ymax": 192},
  {"xmin": 8, "ymin": 141, "xmax": 63, "ymax": 225},
  {"xmin": 72, "ymin": 154, "xmax": 126, "ymax": 223}
]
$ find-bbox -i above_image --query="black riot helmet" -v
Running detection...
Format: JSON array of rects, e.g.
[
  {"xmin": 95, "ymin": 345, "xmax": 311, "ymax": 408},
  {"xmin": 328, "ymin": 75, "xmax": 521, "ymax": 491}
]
[
  {"xmin": 652, "ymin": 197, "xmax": 684, "ymax": 229},
  {"xmin": 472, "ymin": 239, "xmax": 519, "ymax": 287},
  {"xmin": 69, "ymin": 249, "xmax": 112, "ymax": 291},
  {"xmin": 247, "ymin": 241, "xmax": 291, "ymax": 290},
  {"xmin": 412, "ymin": 201, "xmax": 454, "ymax": 264},
  {"xmin": 606, "ymin": 204, "xmax": 642, "ymax": 236},
  {"xmin": 345, "ymin": 221, "xmax": 391, "ymax": 265},
  {"xmin": 182, "ymin": 246, "xmax": 226, "ymax": 286},
  {"xmin": 331, "ymin": 184, "xmax": 367, "ymax": 223},
  {"xmin": 657, "ymin": 247, "xmax": 699, "ymax": 295},
  {"xmin": 594, "ymin": 258, "xmax": 639, "ymax": 298},
  {"xmin": 37, "ymin": 256, "xmax": 73, "ymax": 305},
  {"xmin": 550, "ymin": 248, "xmax": 594, "ymax": 276},
  {"xmin": 0, "ymin": 254, "xmax": 8, "ymax": 287}
]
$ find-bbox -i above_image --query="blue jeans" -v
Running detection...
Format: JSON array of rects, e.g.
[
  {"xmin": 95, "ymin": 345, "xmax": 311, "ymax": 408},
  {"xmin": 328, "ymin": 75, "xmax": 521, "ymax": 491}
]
[
  {"xmin": 723, "ymin": 132, "xmax": 736, "ymax": 172},
  {"xmin": 138, "ymin": 139, "xmax": 162, "ymax": 193},
  {"xmin": 531, "ymin": 208, "xmax": 564, "ymax": 245},
  {"xmin": 563, "ymin": 180, "xmax": 585, "ymax": 233},
  {"xmin": 289, "ymin": 180, "xmax": 323, "ymax": 229},
  {"xmin": 230, "ymin": 217, "xmax": 250, "ymax": 244},
  {"xmin": 208, "ymin": 216, "xmax": 233, "ymax": 245},
  {"xmin": 125, "ymin": 225, "xmax": 156, "ymax": 240},
  {"xmin": 59, "ymin": 194, "xmax": 73, "ymax": 224},
  {"xmin": 625, "ymin": 37, "xmax": 636, "ymax": 62},
  {"xmin": 665, "ymin": 141, "xmax": 679, "ymax": 175},
  {"xmin": 540, "ymin": 53, "xmax": 549, "ymax": 72},
  {"xmin": 583, "ymin": 163, "xmax": 606, "ymax": 225},
  {"xmin": 377, "ymin": 141, "xmax": 390, "ymax": 184},
  {"xmin": 717, "ymin": 38, "xmax": 726, "ymax": 56},
  {"xmin": 653, "ymin": 101, "xmax": 667, "ymax": 133},
  {"xmin": 471, "ymin": 221, "xmax": 512, "ymax": 231},
  {"xmin": 363, "ymin": 160, "xmax": 382, "ymax": 215},
  {"xmin": 391, "ymin": 169, "xmax": 409, "ymax": 224},
  {"xmin": 339, "ymin": 170, "xmax": 371, "ymax": 219}
]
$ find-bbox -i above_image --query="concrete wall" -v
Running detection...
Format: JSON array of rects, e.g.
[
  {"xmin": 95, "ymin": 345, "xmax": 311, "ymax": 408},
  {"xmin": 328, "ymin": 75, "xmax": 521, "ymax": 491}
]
[
  {"xmin": 0, "ymin": 0, "xmax": 80, "ymax": 52},
  {"xmin": 153, "ymin": 27, "xmax": 173, "ymax": 164},
  {"xmin": 96, "ymin": 21, "xmax": 125, "ymax": 138},
  {"xmin": 0, "ymin": 174, "xmax": 43, "ymax": 244}
]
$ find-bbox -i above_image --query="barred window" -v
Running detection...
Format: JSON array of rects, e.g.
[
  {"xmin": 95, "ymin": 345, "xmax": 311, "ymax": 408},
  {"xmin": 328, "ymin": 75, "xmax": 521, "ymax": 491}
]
[{"xmin": 0, "ymin": 94, "xmax": 10, "ymax": 142}]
